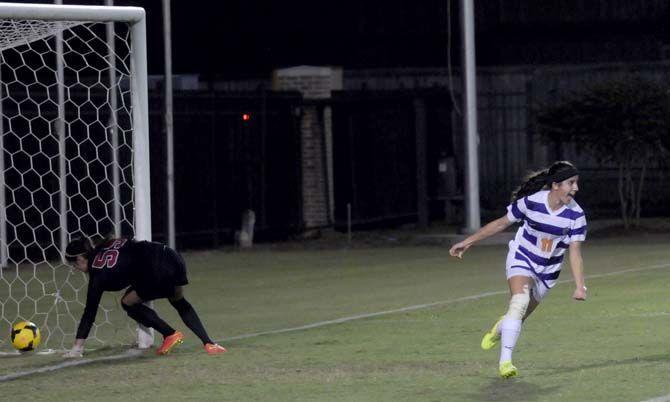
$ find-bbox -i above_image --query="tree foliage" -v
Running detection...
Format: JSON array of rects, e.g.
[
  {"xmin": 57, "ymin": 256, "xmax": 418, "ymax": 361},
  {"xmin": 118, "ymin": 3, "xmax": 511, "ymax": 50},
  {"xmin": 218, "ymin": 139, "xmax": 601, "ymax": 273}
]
[{"xmin": 536, "ymin": 77, "xmax": 670, "ymax": 228}]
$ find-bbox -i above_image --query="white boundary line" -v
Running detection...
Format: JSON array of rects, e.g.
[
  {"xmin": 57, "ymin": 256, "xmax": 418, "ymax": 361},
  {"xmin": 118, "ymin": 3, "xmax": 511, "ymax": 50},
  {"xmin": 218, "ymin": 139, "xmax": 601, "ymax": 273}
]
[
  {"xmin": 1, "ymin": 261, "xmax": 669, "ymax": 383},
  {"xmin": 641, "ymin": 396, "xmax": 670, "ymax": 402},
  {"xmin": 223, "ymin": 262, "xmax": 670, "ymax": 341},
  {"xmin": 222, "ymin": 289, "xmax": 506, "ymax": 341},
  {"xmin": 0, "ymin": 349, "xmax": 143, "ymax": 382}
]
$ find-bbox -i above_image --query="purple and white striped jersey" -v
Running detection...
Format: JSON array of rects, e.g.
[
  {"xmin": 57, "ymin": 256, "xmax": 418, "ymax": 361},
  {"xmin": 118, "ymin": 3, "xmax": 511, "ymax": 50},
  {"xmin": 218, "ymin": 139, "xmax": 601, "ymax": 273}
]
[{"xmin": 505, "ymin": 190, "xmax": 587, "ymax": 289}]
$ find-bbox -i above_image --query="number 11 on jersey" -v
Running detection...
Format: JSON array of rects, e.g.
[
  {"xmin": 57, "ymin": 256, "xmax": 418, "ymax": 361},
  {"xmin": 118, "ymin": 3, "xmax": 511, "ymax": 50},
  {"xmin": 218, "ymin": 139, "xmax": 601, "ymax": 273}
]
[{"xmin": 540, "ymin": 238, "xmax": 553, "ymax": 252}]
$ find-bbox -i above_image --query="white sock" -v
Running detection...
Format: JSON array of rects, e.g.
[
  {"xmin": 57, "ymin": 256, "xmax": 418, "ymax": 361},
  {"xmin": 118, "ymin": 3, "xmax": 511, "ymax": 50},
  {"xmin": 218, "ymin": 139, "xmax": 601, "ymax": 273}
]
[{"xmin": 499, "ymin": 316, "xmax": 522, "ymax": 364}]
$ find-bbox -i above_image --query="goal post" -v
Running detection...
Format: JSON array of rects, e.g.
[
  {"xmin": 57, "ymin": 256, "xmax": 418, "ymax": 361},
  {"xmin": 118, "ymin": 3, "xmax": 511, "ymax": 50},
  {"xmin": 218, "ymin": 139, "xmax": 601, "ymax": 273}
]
[{"xmin": 0, "ymin": 3, "xmax": 153, "ymax": 352}]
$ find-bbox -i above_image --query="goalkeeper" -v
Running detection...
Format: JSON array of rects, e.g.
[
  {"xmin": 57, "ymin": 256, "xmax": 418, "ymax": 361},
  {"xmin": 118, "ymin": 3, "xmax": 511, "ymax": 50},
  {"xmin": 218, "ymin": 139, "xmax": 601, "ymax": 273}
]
[{"xmin": 62, "ymin": 236, "xmax": 227, "ymax": 357}]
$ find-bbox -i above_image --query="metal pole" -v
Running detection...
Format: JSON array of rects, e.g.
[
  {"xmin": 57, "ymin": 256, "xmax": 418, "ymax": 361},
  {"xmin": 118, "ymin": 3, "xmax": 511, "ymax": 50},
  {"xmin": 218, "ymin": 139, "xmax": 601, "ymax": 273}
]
[
  {"xmin": 162, "ymin": 0, "xmax": 175, "ymax": 249},
  {"xmin": 347, "ymin": 203, "xmax": 351, "ymax": 246},
  {"xmin": 459, "ymin": 0, "xmax": 481, "ymax": 232},
  {"xmin": 55, "ymin": 0, "xmax": 68, "ymax": 253},
  {"xmin": 0, "ymin": 58, "xmax": 6, "ymax": 267},
  {"xmin": 106, "ymin": 0, "xmax": 121, "ymax": 238}
]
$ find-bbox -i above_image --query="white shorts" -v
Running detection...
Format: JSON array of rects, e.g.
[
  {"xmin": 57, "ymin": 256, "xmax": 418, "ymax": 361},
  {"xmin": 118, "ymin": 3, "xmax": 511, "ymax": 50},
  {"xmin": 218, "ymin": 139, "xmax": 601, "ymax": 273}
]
[{"xmin": 505, "ymin": 249, "xmax": 553, "ymax": 302}]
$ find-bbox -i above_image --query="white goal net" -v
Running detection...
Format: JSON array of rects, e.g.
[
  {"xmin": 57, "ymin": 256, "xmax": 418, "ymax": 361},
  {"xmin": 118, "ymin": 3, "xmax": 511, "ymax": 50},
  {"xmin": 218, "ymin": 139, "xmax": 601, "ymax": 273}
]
[{"xmin": 0, "ymin": 4, "xmax": 151, "ymax": 353}]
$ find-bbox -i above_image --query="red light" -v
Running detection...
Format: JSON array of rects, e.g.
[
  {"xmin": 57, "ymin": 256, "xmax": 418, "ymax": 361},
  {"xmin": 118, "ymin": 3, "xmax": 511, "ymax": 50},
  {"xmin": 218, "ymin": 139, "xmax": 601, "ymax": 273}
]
[{"xmin": 242, "ymin": 113, "xmax": 251, "ymax": 121}]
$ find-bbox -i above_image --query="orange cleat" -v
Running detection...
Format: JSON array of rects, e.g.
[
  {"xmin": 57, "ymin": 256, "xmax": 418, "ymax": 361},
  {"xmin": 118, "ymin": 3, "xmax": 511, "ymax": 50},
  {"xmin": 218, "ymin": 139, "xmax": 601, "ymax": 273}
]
[
  {"xmin": 204, "ymin": 343, "xmax": 227, "ymax": 355},
  {"xmin": 156, "ymin": 331, "xmax": 184, "ymax": 355}
]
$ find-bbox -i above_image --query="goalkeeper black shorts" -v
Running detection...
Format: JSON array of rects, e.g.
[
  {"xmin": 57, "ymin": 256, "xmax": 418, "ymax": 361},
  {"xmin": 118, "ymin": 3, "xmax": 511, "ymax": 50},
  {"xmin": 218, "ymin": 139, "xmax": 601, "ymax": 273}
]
[{"xmin": 132, "ymin": 244, "xmax": 189, "ymax": 301}]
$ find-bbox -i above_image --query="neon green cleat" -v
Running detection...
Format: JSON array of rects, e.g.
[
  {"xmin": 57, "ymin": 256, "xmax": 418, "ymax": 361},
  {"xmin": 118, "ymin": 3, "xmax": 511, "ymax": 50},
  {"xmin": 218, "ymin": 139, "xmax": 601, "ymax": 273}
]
[
  {"xmin": 499, "ymin": 361, "xmax": 518, "ymax": 379},
  {"xmin": 481, "ymin": 315, "xmax": 504, "ymax": 350}
]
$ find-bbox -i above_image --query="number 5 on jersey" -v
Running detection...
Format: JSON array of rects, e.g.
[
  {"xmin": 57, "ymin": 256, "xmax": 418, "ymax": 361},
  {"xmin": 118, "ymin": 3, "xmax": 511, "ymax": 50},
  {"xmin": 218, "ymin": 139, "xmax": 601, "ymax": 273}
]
[
  {"xmin": 92, "ymin": 250, "xmax": 119, "ymax": 269},
  {"xmin": 91, "ymin": 239, "xmax": 126, "ymax": 269}
]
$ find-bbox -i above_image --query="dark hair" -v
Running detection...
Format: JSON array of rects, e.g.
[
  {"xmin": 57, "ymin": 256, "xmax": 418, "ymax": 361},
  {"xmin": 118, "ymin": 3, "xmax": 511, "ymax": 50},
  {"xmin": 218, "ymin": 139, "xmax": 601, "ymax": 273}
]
[
  {"xmin": 64, "ymin": 236, "xmax": 94, "ymax": 263},
  {"xmin": 511, "ymin": 161, "xmax": 578, "ymax": 202}
]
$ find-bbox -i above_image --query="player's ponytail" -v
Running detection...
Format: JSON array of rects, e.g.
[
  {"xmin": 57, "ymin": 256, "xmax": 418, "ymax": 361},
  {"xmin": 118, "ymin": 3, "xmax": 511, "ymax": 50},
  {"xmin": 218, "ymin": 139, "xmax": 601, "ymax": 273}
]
[
  {"xmin": 511, "ymin": 160, "xmax": 578, "ymax": 202},
  {"xmin": 511, "ymin": 169, "xmax": 550, "ymax": 202}
]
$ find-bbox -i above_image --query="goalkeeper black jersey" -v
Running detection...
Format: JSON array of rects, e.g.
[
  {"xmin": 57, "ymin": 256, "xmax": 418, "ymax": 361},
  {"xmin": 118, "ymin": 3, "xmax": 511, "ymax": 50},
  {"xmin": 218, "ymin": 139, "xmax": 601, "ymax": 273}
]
[{"xmin": 75, "ymin": 239, "xmax": 187, "ymax": 339}]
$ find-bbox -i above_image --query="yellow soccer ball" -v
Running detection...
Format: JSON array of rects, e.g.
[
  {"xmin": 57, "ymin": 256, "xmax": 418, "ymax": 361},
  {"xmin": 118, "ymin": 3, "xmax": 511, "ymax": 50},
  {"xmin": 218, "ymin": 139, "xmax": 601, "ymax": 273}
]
[{"xmin": 11, "ymin": 321, "xmax": 41, "ymax": 351}]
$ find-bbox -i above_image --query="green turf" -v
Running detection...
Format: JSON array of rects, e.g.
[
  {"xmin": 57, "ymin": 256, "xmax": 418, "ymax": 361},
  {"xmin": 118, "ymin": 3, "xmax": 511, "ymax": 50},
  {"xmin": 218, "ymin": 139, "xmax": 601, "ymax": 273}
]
[{"xmin": 1, "ymin": 233, "xmax": 669, "ymax": 401}]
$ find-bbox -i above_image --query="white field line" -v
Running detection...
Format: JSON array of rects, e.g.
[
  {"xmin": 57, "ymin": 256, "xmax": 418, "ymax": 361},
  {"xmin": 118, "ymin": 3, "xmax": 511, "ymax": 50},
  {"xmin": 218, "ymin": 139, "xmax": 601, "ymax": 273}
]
[
  {"xmin": 641, "ymin": 396, "xmax": 670, "ymax": 402},
  {"xmin": 0, "ymin": 349, "xmax": 143, "ymax": 382},
  {"xmin": 222, "ymin": 262, "xmax": 670, "ymax": 341},
  {"xmin": 1, "ymin": 261, "xmax": 669, "ymax": 383}
]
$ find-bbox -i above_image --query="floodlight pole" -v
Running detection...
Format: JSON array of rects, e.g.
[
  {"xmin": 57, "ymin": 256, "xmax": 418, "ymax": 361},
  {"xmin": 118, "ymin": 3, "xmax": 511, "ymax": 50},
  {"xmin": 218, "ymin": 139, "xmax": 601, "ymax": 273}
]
[
  {"xmin": 162, "ymin": 0, "xmax": 176, "ymax": 249},
  {"xmin": 460, "ymin": 0, "xmax": 481, "ymax": 232}
]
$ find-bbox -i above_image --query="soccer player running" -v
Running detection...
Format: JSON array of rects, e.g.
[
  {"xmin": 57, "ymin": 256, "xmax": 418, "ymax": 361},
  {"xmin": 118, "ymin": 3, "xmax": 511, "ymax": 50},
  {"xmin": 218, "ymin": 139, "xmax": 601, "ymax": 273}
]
[
  {"xmin": 449, "ymin": 161, "xmax": 587, "ymax": 378},
  {"xmin": 62, "ymin": 236, "xmax": 227, "ymax": 357}
]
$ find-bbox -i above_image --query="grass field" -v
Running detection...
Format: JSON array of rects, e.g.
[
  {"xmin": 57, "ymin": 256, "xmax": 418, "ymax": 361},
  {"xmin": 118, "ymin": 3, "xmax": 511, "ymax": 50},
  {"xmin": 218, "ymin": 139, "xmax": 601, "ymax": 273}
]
[{"xmin": 1, "ymin": 229, "xmax": 670, "ymax": 401}]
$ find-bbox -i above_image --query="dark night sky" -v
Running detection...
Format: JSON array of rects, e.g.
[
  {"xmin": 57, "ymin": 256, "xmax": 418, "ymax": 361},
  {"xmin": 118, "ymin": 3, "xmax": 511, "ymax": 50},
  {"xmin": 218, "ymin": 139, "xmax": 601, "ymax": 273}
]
[
  {"xmin": 10, "ymin": 1, "xmax": 670, "ymax": 78},
  {"xmin": 132, "ymin": 1, "xmax": 670, "ymax": 78},
  {"xmin": 145, "ymin": 0, "xmax": 453, "ymax": 77},
  {"xmin": 11, "ymin": 0, "xmax": 457, "ymax": 77}
]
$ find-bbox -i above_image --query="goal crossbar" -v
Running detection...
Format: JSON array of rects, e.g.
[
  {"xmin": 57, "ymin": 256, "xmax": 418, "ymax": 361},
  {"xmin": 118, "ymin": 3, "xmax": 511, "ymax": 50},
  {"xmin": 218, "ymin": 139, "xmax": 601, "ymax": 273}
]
[{"xmin": 0, "ymin": 3, "xmax": 144, "ymax": 23}]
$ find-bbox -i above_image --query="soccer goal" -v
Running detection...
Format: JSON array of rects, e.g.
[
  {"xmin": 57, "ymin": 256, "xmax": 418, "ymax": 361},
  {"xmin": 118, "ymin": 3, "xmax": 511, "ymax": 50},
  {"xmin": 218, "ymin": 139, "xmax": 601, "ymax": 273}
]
[{"xmin": 0, "ymin": 3, "xmax": 152, "ymax": 353}]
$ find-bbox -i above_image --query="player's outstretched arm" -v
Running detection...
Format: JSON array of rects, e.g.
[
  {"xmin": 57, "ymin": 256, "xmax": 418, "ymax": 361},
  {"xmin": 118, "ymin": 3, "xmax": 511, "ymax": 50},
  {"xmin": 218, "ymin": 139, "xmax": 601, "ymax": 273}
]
[
  {"xmin": 569, "ymin": 241, "xmax": 587, "ymax": 301},
  {"xmin": 449, "ymin": 215, "xmax": 513, "ymax": 258},
  {"xmin": 63, "ymin": 282, "xmax": 103, "ymax": 358}
]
